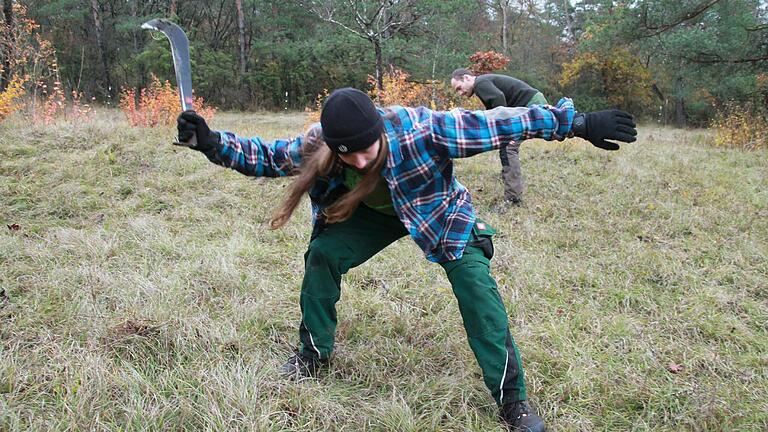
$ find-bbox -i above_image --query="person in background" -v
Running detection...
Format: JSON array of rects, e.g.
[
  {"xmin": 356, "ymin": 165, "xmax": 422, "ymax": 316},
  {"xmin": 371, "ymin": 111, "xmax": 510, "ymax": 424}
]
[{"xmin": 451, "ymin": 69, "xmax": 549, "ymax": 207}]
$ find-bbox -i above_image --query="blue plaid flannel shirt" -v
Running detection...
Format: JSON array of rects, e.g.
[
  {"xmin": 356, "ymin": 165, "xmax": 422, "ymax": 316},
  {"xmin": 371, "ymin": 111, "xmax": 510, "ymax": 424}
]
[{"xmin": 207, "ymin": 98, "xmax": 574, "ymax": 262}]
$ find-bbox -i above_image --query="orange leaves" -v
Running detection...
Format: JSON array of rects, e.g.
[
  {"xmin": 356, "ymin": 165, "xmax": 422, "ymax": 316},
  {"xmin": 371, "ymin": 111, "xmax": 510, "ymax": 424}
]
[
  {"xmin": 367, "ymin": 67, "xmax": 466, "ymax": 110},
  {"xmin": 0, "ymin": 4, "xmax": 56, "ymax": 92},
  {"xmin": 119, "ymin": 75, "xmax": 216, "ymax": 127},
  {"xmin": 0, "ymin": 76, "xmax": 25, "ymax": 122},
  {"xmin": 32, "ymin": 80, "xmax": 93, "ymax": 125},
  {"xmin": 0, "ymin": 4, "xmax": 90, "ymax": 125},
  {"xmin": 367, "ymin": 68, "xmax": 433, "ymax": 108},
  {"xmin": 304, "ymin": 66, "xmax": 481, "ymax": 126},
  {"xmin": 469, "ymin": 51, "xmax": 510, "ymax": 75}
]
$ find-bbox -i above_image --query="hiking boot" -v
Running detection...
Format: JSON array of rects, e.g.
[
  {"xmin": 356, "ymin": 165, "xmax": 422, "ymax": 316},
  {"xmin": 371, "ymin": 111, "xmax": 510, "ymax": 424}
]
[
  {"xmin": 499, "ymin": 400, "xmax": 546, "ymax": 432},
  {"xmin": 279, "ymin": 352, "xmax": 328, "ymax": 379}
]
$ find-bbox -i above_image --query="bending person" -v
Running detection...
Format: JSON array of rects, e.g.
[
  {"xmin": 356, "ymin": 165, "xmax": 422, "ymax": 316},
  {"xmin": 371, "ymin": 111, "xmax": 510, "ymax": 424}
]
[{"xmin": 451, "ymin": 69, "xmax": 548, "ymax": 206}]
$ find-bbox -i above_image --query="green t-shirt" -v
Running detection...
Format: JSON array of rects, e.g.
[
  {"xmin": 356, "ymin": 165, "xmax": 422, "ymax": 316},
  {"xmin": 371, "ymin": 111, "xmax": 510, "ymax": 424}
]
[{"xmin": 343, "ymin": 168, "xmax": 396, "ymax": 215}]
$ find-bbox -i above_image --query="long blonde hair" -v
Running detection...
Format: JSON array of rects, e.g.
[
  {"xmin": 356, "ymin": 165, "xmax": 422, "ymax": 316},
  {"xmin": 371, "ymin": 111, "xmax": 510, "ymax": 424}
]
[{"xmin": 269, "ymin": 133, "xmax": 390, "ymax": 229}]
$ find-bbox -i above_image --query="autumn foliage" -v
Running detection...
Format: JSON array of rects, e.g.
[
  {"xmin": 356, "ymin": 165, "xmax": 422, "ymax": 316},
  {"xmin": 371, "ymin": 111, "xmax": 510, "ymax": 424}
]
[
  {"xmin": 469, "ymin": 51, "xmax": 510, "ymax": 75},
  {"xmin": 367, "ymin": 68, "xmax": 434, "ymax": 107},
  {"xmin": 0, "ymin": 75, "xmax": 25, "ymax": 121},
  {"xmin": 0, "ymin": 4, "xmax": 92, "ymax": 124},
  {"xmin": 0, "ymin": 4, "xmax": 56, "ymax": 87},
  {"xmin": 33, "ymin": 56, "xmax": 93, "ymax": 125},
  {"xmin": 305, "ymin": 67, "xmax": 484, "ymax": 128},
  {"xmin": 710, "ymin": 101, "xmax": 767, "ymax": 151},
  {"xmin": 119, "ymin": 75, "xmax": 216, "ymax": 127},
  {"xmin": 369, "ymin": 67, "xmax": 487, "ymax": 110},
  {"xmin": 559, "ymin": 50, "xmax": 652, "ymax": 112},
  {"xmin": 34, "ymin": 80, "xmax": 93, "ymax": 125}
]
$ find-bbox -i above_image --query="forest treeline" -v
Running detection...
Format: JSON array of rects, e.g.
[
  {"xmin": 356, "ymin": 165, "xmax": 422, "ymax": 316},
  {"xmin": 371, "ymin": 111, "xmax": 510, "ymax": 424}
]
[{"xmin": 1, "ymin": 0, "xmax": 767, "ymax": 126}]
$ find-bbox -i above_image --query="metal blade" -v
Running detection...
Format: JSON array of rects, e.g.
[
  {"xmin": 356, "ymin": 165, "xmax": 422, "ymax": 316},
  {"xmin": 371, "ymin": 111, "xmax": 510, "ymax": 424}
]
[{"xmin": 141, "ymin": 18, "xmax": 194, "ymax": 111}]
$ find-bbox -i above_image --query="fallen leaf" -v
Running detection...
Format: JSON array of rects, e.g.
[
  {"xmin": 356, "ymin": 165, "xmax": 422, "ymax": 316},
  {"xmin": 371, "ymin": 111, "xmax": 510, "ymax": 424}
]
[{"xmin": 666, "ymin": 362, "xmax": 684, "ymax": 374}]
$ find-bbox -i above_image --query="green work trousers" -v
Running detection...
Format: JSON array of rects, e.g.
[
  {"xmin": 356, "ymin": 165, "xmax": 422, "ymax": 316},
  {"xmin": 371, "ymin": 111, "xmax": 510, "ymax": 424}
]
[{"xmin": 298, "ymin": 204, "xmax": 526, "ymax": 405}]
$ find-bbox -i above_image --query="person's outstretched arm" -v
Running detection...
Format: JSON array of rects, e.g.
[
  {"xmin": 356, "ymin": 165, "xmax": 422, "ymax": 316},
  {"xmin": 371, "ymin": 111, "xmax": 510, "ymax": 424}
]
[
  {"xmin": 176, "ymin": 111, "xmax": 320, "ymax": 177},
  {"xmin": 429, "ymin": 98, "xmax": 636, "ymax": 158},
  {"xmin": 429, "ymin": 98, "xmax": 575, "ymax": 158}
]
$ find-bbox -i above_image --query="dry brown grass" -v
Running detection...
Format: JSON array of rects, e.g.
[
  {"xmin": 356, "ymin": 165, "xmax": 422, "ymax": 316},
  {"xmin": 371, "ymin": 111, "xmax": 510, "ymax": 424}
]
[{"xmin": 1, "ymin": 111, "xmax": 766, "ymax": 431}]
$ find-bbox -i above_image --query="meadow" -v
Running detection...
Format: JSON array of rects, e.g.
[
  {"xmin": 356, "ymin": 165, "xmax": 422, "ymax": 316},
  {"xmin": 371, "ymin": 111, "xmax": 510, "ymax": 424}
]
[{"xmin": 1, "ymin": 110, "xmax": 766, "ymax": 431}]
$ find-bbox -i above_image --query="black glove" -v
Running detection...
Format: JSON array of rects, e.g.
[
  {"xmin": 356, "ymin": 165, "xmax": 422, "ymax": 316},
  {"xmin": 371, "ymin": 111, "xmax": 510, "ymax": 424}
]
[
  {"xmin": 176, "ymin": 110, "xmax": 221, "ymax": 152},
  {"xmin": 571, "ymin": 109, "xmax": 637, "ymax": 151}
]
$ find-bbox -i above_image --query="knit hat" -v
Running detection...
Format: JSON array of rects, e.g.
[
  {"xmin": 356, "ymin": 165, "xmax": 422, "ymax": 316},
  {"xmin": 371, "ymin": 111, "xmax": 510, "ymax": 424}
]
[{"xmin": 321, "ymin": 88, "xmax": 384, "ymax": 154}]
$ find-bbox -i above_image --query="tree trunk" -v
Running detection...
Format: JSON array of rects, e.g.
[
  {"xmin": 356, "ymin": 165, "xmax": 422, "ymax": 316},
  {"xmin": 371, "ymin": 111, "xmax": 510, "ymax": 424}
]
[
  {"xmin": 501, "ymin": 0, "xmax": 509, "ymax": 55},
  {"xmin": 131, "ymin": 0, "xmax": 144, "ymax": 104},
  {"xmin": 236, "ymin": 0, "xmax": 247, "ymax": 76},
  {"xmin": 1, "ymin": 0, "xmax": 13, "ymax": 91},
  {"xmin": 431, "ymin": 54, "xmax": 438, "ymax": 106},
  {"xmin": 374, "ymin": 38, "xmax": 384, "ymax": 95},
  {"xmin": 130, "ymin": 0, "xmax": 139, "ymax": 54},
  {"xmin": 382, "ymin": 3, "xmax": 392, "ymax": 39},
  {"xmin": 651, "ymin": 83, "xmax": 667, "ymax": 125},
  {"xmin": 562, "ymin": 0, "xmax": 574, "ymax": 45},
  {"xmin": 169, "ymin": 0, "xmax": 177, "ymax": 16},
  {"xmin": 675, "ymin": 76, "xmax": 686, "ymax": 127},
  {"xmin": 90, "ymin": 0, "xmax": 114, "ymax": 98}
]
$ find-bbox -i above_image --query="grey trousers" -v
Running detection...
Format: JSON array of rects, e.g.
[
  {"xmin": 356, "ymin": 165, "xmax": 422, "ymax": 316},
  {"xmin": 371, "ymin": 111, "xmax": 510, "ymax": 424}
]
[
  {"xmin": 499, "ymin": 140, "xmax": 523, "ymax": 202},
  {"xmin": 497, "ymin": 91, "xmax": 548, "ymax": 203}
]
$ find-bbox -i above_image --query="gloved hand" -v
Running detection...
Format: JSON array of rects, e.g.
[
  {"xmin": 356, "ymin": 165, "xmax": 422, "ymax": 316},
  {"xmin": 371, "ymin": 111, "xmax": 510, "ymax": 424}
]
[
  {"xmin": 176, "ymin": 110, "xmax": 221, "ymax": 152},
  {"xmin": 571, "ymin": 110, "xmax": 637, "ymax": 151}
]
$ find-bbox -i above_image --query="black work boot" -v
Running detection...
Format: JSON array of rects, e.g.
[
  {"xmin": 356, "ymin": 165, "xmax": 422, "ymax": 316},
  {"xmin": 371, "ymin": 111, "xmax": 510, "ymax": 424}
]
[
  {"xmin": 279, "ymin": 352, "xmax": 328, "ymax": 379},
  {"xmin": 499, "ymin": 400, "xmax": 546, "ymax": 432}
]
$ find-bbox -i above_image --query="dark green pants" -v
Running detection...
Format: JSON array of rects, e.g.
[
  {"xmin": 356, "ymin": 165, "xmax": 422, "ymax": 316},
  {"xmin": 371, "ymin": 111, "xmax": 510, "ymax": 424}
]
[{"xmin": 298, "ymin": 204, "xmax": 526, "ymax": 404}]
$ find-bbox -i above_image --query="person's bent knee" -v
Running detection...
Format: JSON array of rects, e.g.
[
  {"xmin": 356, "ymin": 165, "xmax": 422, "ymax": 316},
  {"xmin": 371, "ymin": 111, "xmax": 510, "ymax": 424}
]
[{"xmin": 304, "ymin": 238, "xmax": 345, "ymax": 270}]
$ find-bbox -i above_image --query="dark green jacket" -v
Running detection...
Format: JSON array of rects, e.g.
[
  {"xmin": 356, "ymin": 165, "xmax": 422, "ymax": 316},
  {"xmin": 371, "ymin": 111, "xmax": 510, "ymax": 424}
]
[{"xmin": 474, "ymin": 74, "xmax": 539, "ymax": 109}]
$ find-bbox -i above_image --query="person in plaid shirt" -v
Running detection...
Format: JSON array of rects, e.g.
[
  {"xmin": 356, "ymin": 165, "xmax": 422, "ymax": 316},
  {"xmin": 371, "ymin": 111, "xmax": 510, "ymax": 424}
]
[{"xmin": 176, "ymin": 88, "xmax": 636, "ymax": 431}]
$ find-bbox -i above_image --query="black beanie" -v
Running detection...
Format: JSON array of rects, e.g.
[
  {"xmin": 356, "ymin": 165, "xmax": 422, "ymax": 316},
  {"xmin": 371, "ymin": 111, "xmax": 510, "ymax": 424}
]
[{"xmin": 321, "ymin": 87, "xmax": 384, "ymax": 154}]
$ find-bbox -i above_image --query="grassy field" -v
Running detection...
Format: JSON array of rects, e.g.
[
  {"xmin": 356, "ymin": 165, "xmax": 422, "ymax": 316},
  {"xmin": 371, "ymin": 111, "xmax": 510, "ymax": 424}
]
[{"xmin": 1, "ymin": 109, "xmax": 766, "ymax": 431}]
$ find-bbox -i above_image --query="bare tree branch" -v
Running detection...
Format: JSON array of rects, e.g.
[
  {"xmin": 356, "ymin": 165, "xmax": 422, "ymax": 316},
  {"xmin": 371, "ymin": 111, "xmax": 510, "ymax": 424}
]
[
  {"xmin": 745, "ymin": 23, "xmax": 768, "ymax": 32},
  {"xmin": 637, "ymin": 0, "xmax": 722, "ymax": 39},
  {"xmin": 305, "ymin": 0, "xmax": 369, "ymax": 39},
  {"xmin": 683, "ymin": 53, "xmax": 768, "ymax": 64},
  {"xmin": 301, "ymin": 0, "xmax": 428, "ymax": 91}
]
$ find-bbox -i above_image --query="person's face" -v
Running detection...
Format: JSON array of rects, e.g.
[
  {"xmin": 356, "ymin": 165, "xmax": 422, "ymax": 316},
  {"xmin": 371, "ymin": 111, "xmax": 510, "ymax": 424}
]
[
  {"xmin": 337, "ymin": 139, "xmax": 381, "ymax": 172},
  {"xmin": 451, "ymin": 75, "xmax": 474, "ymax": 97}
]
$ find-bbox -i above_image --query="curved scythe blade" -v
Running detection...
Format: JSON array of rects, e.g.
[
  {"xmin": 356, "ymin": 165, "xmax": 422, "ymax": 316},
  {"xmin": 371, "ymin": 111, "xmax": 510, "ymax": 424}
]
[{"xmin": 141, "ymin": 18, "xmax": 194, "ymax": 112}]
